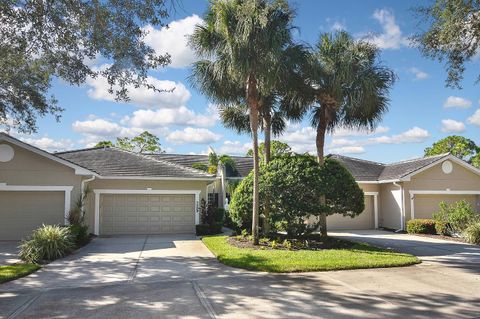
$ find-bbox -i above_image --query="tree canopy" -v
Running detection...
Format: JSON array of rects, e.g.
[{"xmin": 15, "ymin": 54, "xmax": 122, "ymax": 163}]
[
  {"xmin": 95, "ymin": 131, "xmax": 164, "ymax": 153},
  {"xmin": 413, "ymin": 0, "xmax": 480, "ymax": 88},
  {"xmin": 228, "ymin": 155, "xmax": 364, "ymax": 237},
  {"xmin": 246, "ymin": 140, "xmax": 292, "ymax": 161},
  {"xmin": 424, "ymin": 135, "xmax": 480, "ymax": 167},
  {"xmin": 1, "ymin": 0, "xmax": 171, "ymax": 133}
]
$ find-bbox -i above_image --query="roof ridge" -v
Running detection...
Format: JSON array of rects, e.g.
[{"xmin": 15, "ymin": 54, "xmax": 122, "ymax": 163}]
[
  {"xmin": 329, "ymin": 154, "xmax": 385, "ymax": 166},
  {"xmin": 54, "ymin": 146, "xmax": 112, "ymax": 154},
  {"xmin": 386, "ymin": 153, "xmax": 449, "ymax": 166},
  {"xmin": 132, "ymin": 151, "xmax": 214, "ymax": 177}
]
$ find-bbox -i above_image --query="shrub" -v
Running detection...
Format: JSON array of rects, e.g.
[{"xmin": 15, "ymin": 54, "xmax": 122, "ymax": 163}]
[
  {"xmin": 435, "ymin": 220, "xmax": 450, "ymax": 236},
  {"xmin": 433, "ymin": 200, "xmax": 479, "ymax": 235},
  {"xmin": 195, "ymin": 222, "xmax": 223, "ymax": 236},
  {"xmin": 407, "ymin": 219, "xmax": 436, "ymax": 234},
  {"xmin": 19, "ymin": 224, "xmax": 75, "ymax": 263},
  {"xmin": 214, "ymin": 208, "xmax": 226, "ymax": 223},
  {"xmin": 463, "ymin": 222, "xmax": 480, "ymax": 245},
  {"xmin": 69, "ymin": 224, "xmax": 90, "ymax": 246},
  {"xmin": 228, "ymin": 155, "xmax": 364, "ymax": 237}
]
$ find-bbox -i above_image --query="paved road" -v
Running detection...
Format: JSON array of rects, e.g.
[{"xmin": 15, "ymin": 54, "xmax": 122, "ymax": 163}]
[{"xmin": 1, "ymin": 232, "xmax": 479, "ymax": 319}]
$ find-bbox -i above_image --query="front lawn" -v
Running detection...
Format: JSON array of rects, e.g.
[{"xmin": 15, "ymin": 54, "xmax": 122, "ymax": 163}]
[
  {"xmin": 0, "ymin": 263, "xmax": 40, "ymax": 284},
  {"xmin": 203, "ymin": 236, "xmax": 420, "ymax": 273}
]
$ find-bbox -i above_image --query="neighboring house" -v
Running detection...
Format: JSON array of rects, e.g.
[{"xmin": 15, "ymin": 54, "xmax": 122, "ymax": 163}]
[
  {"xmin": 328, "ymin": 154, "xmax": 480, "ymax": 231},
  {"xmin": 1, "ymin": 132, "xmax": 480, "ymax": 240}
]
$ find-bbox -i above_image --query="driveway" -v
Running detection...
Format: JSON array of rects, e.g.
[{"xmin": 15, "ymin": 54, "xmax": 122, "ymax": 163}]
[
  {"xmin": 330, "ymin": 229, "xmax": 480, "ymax": 273},
  {"xmin": 1, "ymin": 232, "xmax": 480, "ymax": 319},
  {"xmin": 0, "ymin": 242, "xmax": 20, "ymax": 265}
]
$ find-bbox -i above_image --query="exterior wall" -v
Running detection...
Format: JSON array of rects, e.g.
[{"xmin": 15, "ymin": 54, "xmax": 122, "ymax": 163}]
[
  {"xmin": 327, "ymin": 195, "xmax": 374, "ymax": 229},
  {"xmin": 404, "ymin": 161, "xmax": 480, "ymax": 221},
  {"xmin": 379, "ymin": 182, "xmax": 403, "ymax": 229},
  {"xmin": 0, "ymin": 141, "xmax": 83, "ymax": 212},
  {"xmin": 84, "ymin": 178, "xmax": 211, "ymax": 231}
]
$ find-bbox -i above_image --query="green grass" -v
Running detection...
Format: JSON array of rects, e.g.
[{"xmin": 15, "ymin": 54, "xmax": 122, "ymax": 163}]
[
  {"xmin": 0, "ymin": 264, "xmax": 40, "ymax": 284},
  {"xmin": 203, "ymin": 236, "xmax": 420, "ymax": 273}
]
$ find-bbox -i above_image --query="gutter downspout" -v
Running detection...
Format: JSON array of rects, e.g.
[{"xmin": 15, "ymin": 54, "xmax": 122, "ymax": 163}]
[
  {"xmin": 80, "ymin": 175, "xmax": 96, "ymax": 214},
  {"xmin": 393, "ymin": 181, "xmax": 405, "ymax": 232}
]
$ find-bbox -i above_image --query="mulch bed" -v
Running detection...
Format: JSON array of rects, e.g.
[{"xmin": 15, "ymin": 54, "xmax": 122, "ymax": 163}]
[{"xmin": 228, "ymin": 235, "xmax": 356, "ymax": 251}]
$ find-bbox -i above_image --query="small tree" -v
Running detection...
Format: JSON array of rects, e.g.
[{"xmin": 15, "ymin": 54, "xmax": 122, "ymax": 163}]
[
  {"xmin": 424, "ymin": 135, "xmax": 480, "ymax": 167},
  {"xmin": 228, "ymin": 155, "xmax": 365, "ymax": 237}
]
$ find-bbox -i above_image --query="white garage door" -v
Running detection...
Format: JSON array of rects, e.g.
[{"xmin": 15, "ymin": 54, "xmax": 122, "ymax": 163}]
[
  {"xmin": 0, "ymin": 191, "xmax": 65, "ymax": 240},
  {"xmin": 327, "ymin": 195, "xmax": 375, "ymax": 230},
  {"xmin": 100, "ymin": 194, "xmax": 196, "ymax": 235}
]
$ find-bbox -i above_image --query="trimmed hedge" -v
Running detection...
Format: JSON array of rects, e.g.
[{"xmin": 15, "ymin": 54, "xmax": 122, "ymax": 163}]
[
  {"xmin": 406, "ymin": 219, "xmax": 436, "ymax": 234},
  {"xmin": 196, "ymin": 222, "xmax": 223, "ymax": 236}
]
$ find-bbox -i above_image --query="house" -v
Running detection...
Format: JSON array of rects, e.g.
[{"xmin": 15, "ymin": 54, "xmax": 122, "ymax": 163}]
[{"xmin": 1, "ymin": 131, "xmax": 480, "ymax": 240}]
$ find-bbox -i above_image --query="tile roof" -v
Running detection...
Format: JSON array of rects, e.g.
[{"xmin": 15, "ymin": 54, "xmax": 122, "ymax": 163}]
[
  {"xmin": 329, "ymin": 153, "xmax": 451, "ymax": 182},
  {"xmin": 145, "ymin": 154, "xmax": 254, "ymax": 178},
  {"xmin": 55, "ymin": 147, "xmax": 215, "ymax": 179}
]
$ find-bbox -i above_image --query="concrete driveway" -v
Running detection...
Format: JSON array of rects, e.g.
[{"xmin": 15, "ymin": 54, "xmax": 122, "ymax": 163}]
[
  {"xmin": 1, "ymin": 232, "xmax": 480, "ymax": 319},
  {"xmin": 0, "ymin": 242, "xmax": 20, "ymax": 265}
]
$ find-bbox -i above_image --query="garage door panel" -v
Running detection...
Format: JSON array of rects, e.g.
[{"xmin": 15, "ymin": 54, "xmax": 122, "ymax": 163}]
[
  {"xmin": 0, "ymin": 191, "xmax": 65, "ymax": 240},
  {"xmin": 327, "ymin": 195, "xmax": 374, "ymax": 230},
  {"xmin": 414, "ymin": 195, "xmax": 478, "ymax": 219},
  {"xmin": 100, "ymin": 193, "xmax": 195, "ymax": 235}
]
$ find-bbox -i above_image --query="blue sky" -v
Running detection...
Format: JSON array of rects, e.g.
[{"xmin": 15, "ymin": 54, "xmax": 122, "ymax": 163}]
[{"xmin": 10, "ymin": 0, "xmax": 480, "ymax": 163}]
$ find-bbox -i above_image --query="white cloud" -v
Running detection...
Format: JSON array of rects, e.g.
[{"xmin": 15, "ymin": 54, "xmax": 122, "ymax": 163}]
[
  {"xmin": 123, "ymin": 105, "xmax": 217, "ymax": 128},
  {"xmin": 443, "ymin": 96, "xmax": 472, "ymax": 108},
  {"xmin": 278, "ymin": 125, "xmax": 317, "ymax": 153},
  {"xmin": 86, "ymin": 66, "xmax": 191, "ymax": 109},
  {"xmin": 217, "ymin": 140, "xmax": 251, "ymax": 155},
  {"xmin": 441, "ymin": 119, "xmax": 466, "ymax": 133},
  {"xmin": 369, "ymin": 127, "xmax": 430, "ymax": 144},
  {"xmin": 331, "ymin": 125, "xmax": 390, "ymax": 137},
  {"xmin": 328, "ymin": 146, "xmax": 366, "ymax": 154},
  {"xmin": 72, "ymin": 119, "xmax": 123, "ymax": 136},
  {"xmin": 367, "ymin": 9, "xmax": 409, "ymax": 49},
  {"xmin": 330, "ymin": 126, "xmax": 430, "ymax": 149},
  {"xmin": 20, "ymin": 137, "xmax": 73, "ymax": 152},
  {"xmin": 143, "ymin": 15, "xmax": 203, "ymax": 68},
  {"xmin": 408, "ymin": 67, "xmax": 429, "ymax": 80},
  {"xmin": 467, "ymin": 109, "xmax": 480, "ymax": 126},
  {"xmin": 167, "ymin": 127, "xmax": 221, "ymax": 145}
]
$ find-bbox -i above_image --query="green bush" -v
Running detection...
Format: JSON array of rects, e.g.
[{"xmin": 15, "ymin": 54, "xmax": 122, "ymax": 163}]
[
  {"xmin": 463, "ymin": 222, "xmax": 480, "ymax": 245},
  {"xmin": 196, "ymin": 222, "xmax": 223, "ymax": 236},
  {"xmin": 19, "ymin": 224, "xmax": 75, "ymax": 263},
  {"xmin": 228, "ymin": 155, "xmax": 364, "ymax": 237},
  {"xmin": 69, "ymin": 224, "xmax": 90, "ymax": 246},
  {"xmin": 435, "ymin": 220, "xmax": 450, "ymax": 236},
  {"xmin": 407, "ymin": 219, "xmax": 436, "ymax": 234},
  {"xmin": 433, "ymin": 200, "xmax": 479, "ymax": 235},
  {"xmin": 214, "ymin": 208, "xmax": 226, "ymax": 223}
]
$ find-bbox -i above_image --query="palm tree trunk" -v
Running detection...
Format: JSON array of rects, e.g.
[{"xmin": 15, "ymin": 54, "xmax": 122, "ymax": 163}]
[
  {"xmin": 316, "ymin": 107, "xmax": 328, "ymax": 238},
  {"xmin": 247, "ymin": 74, "xmax": 260, "ymax": 245},
  {"xmin": 263, "ymin": 113, "xmax": 272, "ymax": 235}
]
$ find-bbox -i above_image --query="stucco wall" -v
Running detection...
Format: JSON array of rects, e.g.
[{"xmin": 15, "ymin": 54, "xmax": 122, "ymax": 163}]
[
  {"xmin": 83, "ymin": 178, "xmax": 212, "ymax": 231},
  {"xmin": 379, "ymin": 182, "xmax": 402, "ymax": 229},
  {"xmin": 0, "ymin": 141, "xmax": 83, "ymax": 211},
  {"xmin": 404, "ymin": 160, "xmax": 480, "ymax": 221}
]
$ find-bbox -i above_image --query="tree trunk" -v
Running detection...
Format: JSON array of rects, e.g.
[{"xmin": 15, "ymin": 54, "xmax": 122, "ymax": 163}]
[
  {"xmin": 316, "ymin": 106, "xmax": 328, "ymax": 238},
  {"xmin": 263, "ymin": 113, "xmax": 272, "ymax": 235},
  {"xmin": 247, "ymin": 74, "xmax": 260, "ymax": 245}
]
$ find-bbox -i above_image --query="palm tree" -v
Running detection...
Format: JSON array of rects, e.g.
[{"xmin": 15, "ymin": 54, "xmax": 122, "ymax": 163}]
[
  {"xmin": 189, "ymin": 0, "xmax": 298, "ymax": 244},
  {"xmin": 288, "ymin": 31, "xmax": 396, "ymax": 237}
]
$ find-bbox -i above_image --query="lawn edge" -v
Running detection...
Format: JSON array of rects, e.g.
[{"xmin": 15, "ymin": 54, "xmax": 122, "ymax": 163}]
[{"xmin": 202, "ymin": 235, "xmax": 421, "ymax": 273}]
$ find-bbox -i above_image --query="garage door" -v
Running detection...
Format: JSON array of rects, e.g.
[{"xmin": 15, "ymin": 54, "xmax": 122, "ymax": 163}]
[
  {"xmin": 327, "ymin": 195, "xmax": 375, "ymax": 230},
  {"xmin": 414, "ymin": 194, "xmax": 478, "ymax": 219},
  {"xmin": 0, "ymin": 191, "xmax": 65, "ymax": 240},
  {"xmin": 100, "ymin": 194, "xmax": 196, "ymax": 235}
]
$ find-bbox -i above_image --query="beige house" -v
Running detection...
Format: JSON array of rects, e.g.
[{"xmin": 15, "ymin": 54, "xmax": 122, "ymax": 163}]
[
  {"xmin": 1, "ymin": 132, "xmax": 480, "ymax": 240},
  {"xmin": 327, "ymin": 154, "xmax": 480, "ymax": 231}
]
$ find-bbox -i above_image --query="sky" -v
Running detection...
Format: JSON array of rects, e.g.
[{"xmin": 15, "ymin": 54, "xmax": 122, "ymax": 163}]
[{"xmin": 9, "ymin": 0, "xmax": 480, "ymax": 164}]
